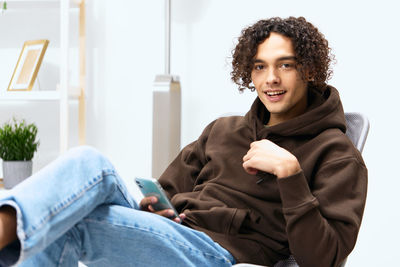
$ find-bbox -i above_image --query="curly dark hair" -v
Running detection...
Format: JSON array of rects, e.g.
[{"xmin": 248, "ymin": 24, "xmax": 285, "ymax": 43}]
[{"xmin": 231, "ymin": 17, "xmax": 334, "ymax": 92}]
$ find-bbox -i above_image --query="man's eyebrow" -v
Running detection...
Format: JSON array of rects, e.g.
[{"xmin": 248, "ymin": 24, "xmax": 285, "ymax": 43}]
[
  {"xmin": 277, "ymin": 56, "xmax": 297, "ymax": 61},
  {"xmin": 252, "ymin": 56, "xmax": 297, "ymax": 63},
  {"xmin": 253, "ymin": 59, "xmax": 264, "ymax": 64}
]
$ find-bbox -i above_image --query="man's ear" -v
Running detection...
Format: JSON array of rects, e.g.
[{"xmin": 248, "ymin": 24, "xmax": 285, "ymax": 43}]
[
  {"xmin": 300, "ymin": 67, "xmax": 314, "ymax": 82},
  {"xmin": 305, "ymin": 70, "xmax": 315, "ymax": 82}
]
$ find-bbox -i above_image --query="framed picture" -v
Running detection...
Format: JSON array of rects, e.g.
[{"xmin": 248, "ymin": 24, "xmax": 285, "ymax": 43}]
[{"xmin": 7, "ymin": 39, "xmax": 49, "ymax": 91}]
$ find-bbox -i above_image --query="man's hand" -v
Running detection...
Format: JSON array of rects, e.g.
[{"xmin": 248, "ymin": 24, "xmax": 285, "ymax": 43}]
[
  {"xmin": 139, "ymin": 196, "xmax": 186, "ymax": 223},
  {"xmin": 243, "ymin": 139, "xmax": 301, "ymax": 178}
]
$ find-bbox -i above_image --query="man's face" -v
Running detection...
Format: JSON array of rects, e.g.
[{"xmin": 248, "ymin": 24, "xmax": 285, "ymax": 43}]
[{"xmin": 251, "ymin": 32, "xmax": 309, "ymax": 126}]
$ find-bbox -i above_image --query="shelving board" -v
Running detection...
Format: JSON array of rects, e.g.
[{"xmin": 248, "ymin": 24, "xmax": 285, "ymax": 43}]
[
  {"xmin": 0, "ymin": 90, "xmax": 61, "ymax": 101},
  {"xmin": 5, "ymin": 0, "xmax": 80, "ymax": 9}
]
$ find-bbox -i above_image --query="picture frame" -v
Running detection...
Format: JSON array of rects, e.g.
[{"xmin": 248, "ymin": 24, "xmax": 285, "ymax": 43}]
[{"xmin": 7, "ymin": 39, "xmax": 49, "ymax": 91}]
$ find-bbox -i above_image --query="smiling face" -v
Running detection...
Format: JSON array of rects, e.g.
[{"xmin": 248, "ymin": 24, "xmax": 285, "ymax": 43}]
[{"xmin": 251, "ymin": 32, "xmax": 309, "ymax": 126}]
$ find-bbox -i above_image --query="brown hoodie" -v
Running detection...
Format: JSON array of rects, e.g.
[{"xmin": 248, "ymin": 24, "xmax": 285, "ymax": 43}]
[{"xmin": 159, "ymin": 86, "xmax": 368, "ymax": 267}]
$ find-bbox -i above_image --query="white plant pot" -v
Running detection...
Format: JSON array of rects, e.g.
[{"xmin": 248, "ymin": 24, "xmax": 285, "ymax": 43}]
[{"xmin": 2, "ymin": 161, "xmax": 33, "ymax": 189}]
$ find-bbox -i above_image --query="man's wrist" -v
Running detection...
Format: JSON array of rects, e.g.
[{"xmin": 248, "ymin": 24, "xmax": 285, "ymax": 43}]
[{"xmin": 275, "ymin": 157, "xmax": 301, "ymax": 179}]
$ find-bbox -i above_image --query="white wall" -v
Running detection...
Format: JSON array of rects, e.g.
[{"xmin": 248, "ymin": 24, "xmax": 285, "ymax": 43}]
[
  {"xmin": 85, "ymin": 0, "xmax": 165, "ymax": 192},
  {"xmin": 1, "ymin": 0, "xmax": 398, "ymax": 265}
]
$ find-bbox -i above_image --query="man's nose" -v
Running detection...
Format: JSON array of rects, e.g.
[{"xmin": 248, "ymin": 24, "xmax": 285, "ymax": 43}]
[{"xmin": 265, "ymin": 68, "xmax": 280, "ymax": 85}]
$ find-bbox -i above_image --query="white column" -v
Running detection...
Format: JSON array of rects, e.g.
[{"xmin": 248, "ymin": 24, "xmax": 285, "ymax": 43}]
[
  {"xmin": 152, "ymin": 75, "xmax": 181, "ymax": 179},
  {"xmin": 59, "ymin": 0, "xmax": 69, "ymax": 153}
]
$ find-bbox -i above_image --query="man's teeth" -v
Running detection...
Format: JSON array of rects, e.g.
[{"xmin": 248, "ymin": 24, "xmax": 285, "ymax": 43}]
[{"xmin": 266, "ymin": 91, "xmax": 285, "ymax": 96}]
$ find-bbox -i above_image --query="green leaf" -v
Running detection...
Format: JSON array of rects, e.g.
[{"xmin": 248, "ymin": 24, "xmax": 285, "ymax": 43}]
[{"xmin": 0, "ymin": 118, "xmax": 39, "ymax": 161}]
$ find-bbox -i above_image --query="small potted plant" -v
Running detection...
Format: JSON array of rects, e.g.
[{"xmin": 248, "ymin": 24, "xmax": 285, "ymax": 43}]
[
  {"xmin": 0, "ymin": 118, "xmax": 39, "ymax": 189},
  {"xmin": 1, "ymin": 1, "xmax": 6, "ymax": 14}
]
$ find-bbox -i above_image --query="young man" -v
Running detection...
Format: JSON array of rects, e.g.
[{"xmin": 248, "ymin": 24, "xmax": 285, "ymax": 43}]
[{"xmin": 0, "ymin": 17, "xmax": 367, "ymax": 267}]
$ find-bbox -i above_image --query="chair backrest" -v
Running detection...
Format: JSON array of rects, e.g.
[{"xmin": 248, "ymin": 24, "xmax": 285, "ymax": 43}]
[
  {"xmin": 274, "ymin": 112, "xmax": 369, "ymax": 267},
  {"xmin": 344, "ymin": 112, "xmax": 370, "ymax": 152},
  {"xmin": 274, "ymin": 255, "xmax": 298, "ymax": 267}
]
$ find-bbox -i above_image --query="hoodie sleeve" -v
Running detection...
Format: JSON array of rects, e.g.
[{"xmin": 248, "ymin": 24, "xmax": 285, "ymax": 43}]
[
  {"xmin": 158, "ymin": 120, "xmax": 217, "ymax": 198},
  {"xmin": 277, "ymin": 156, "xmax": 367, "ymax": 267}
]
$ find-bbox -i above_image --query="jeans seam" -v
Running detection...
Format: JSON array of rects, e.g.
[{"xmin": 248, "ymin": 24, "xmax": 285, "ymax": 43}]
[
  {"xmin": 24, "ymin": 171, "xmax": 109, "ymax": 239},
  {"xmin": 103, "ymin": 171, "xmax": 136, "ymax": 209},
  {"xmin": 83, "ymin": 218, "xmax": 233, "ymax": 264},
  {"xmin": 58, "ymin": 233, "xmax": 72, "ymax": 266}
]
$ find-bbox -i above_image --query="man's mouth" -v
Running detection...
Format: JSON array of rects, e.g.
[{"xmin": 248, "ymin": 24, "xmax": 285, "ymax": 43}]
[
  {"xmin": 263, "ymin": 90, "xmax": 287, "ymax": 103},
  {"xmin": 265, "ymin": 90, "xmax": 286, "ymax": 96}
]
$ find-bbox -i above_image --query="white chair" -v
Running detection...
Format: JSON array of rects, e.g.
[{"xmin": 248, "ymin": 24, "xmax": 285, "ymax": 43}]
[{"xmin": 233, "ymin": 112, "xmax": 370, "ymax": 267}]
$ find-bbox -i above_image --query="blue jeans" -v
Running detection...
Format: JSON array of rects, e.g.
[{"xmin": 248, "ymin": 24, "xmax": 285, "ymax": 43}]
[{"xmin": 0, "ymin": 146, "xmax": 235, "ymax": 266}]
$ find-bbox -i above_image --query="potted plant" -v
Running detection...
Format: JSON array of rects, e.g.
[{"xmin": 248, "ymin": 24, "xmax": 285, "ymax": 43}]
[
  {"xmin": 0, "ymin": 118, "xmax": 39, "ymax": 189},
  {"xmin": 1, "ymin": 1, "xmax": 6, "ymax": 14}
]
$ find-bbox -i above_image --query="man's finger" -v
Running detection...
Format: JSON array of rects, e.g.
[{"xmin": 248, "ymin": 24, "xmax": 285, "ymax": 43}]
[
  {"xmin": 250, "ymin": 141, "xmax": 259, "ymax": 148},
  {"xmin": 139, "ymin": 196, "xmax": 158, "ymax": 210},
  {"xmin": 173, "ymin": 213, "xmax": 185, "ymax": 224},
  {"xmin": 243, "ymin": 149, "xmax": 256, "ymax": 161},
  {"xmin": 243, "ymin": 161, "xmax": 258, "ymax": 175},
  {"xmin": 155, "ymin": 209, "xmax": 175, "ymax": 218},
  {"xmin": 179, "ymin": 213, "xmax": 186, "ymax": 221}
]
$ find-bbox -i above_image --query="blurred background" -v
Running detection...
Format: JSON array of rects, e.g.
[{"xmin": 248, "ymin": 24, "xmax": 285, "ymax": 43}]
[{"xmin": 0, "ymin": 0, "xmax": 399, "ymax": 265}]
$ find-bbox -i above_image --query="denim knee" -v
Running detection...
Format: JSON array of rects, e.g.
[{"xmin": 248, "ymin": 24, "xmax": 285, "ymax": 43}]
[{"xmin": 65, "ymin": 146, "xmax": 114, "ymax": 170}]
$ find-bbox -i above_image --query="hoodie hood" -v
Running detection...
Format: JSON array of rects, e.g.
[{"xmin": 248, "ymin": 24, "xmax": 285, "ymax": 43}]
[{"xmin": 245, "ymin": 85, "xmax": 346, "ymax": 140}]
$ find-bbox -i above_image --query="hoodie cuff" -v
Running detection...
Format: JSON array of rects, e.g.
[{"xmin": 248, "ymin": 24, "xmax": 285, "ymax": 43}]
[{"xmin": 277, "ymin": 170, "xmax": 316, "ymax": 209}]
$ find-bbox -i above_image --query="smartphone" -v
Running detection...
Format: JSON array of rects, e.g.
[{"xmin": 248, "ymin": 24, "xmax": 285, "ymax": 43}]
[{"xmin": 135, "ymin": 177, "xmax": 181, "ymax": 222}]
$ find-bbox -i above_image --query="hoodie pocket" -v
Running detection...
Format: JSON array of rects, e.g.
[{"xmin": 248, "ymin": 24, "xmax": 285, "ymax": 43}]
[
  {"xmin": 187, "ymin": 207, "xmax": 249, "ymax": 235},
  {"xmin": 228, "ymin": 208, "xmax": 249, "ymax": 234}
]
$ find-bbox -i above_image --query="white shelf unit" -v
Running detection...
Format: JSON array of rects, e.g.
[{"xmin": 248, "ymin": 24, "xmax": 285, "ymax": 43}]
[{"xmin": 1, "ymin": 0, "xmax": 85, "ymax": 153}]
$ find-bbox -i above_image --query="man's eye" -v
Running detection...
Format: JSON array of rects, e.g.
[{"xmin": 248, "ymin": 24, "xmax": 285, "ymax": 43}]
[
  {"xmin": 254, "ymin": 65, "xmax": 264, "ymax": 71},
  {"xmin": 280, "ymin": 63, "xmax": 294, "ymax": 69}
]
